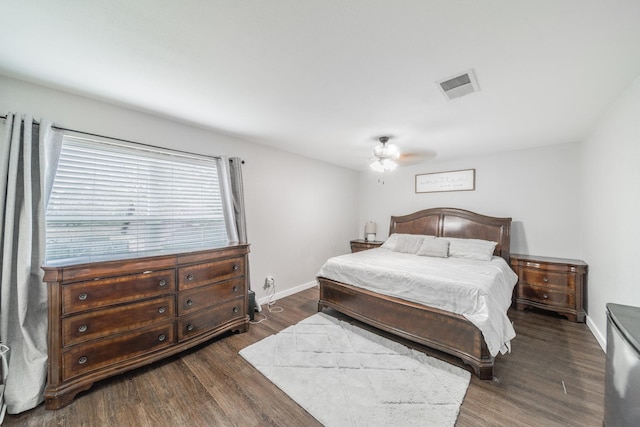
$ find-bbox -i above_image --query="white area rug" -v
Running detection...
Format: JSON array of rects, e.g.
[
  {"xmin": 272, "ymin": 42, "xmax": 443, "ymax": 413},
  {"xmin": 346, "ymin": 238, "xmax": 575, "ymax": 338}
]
[{"xmin": 239, "ymin": 313, "xmax": 470, "ymax": 426}]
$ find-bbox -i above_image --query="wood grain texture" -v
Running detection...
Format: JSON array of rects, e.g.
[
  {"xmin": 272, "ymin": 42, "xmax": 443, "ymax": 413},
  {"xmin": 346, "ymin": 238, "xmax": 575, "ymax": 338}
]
[
  {"xmin": 511, "ymin": 254, "xmax": 588, "ymax": 323},
  {"xmin": 44, "ymin": 245, "xmax": 250, "ymax": 409},
  {"xmin": 4, "ymin": 287, "xmax": 605, "ymax": 427},
  {"xmin": 349, "ymin": 239, "xmax": 384, "ymax": 253},
  {"xmin": 318, "ymin": 278, "xmax": 493, "ymax": 378}
]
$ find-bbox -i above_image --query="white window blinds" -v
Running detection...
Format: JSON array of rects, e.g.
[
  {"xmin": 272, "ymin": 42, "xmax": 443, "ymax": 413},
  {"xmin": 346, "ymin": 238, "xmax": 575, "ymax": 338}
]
[{"xmin": 45, "ymin": 134, "xmax": 229, "ymax": 264}]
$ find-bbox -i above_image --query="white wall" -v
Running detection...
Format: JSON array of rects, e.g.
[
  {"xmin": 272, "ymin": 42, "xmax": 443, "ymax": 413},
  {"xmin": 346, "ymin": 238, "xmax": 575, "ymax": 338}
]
[
  {"xmin": 357, "ymin": 143, "xmax": 583, "ymax": 259},
  {"xmin": 7, "ymin": 70, "xmax": 637, "ymax": 348},
  {"xmin": 353, "ymin": 75, "xmax": 639, "ymax": 350},
  {"xmin": 580, "ymin": 76, "xmax": 640, "ymax": 348},
  {"xmin": 0, "ymin": 75, "xmax": 359, "ymax": 301}
]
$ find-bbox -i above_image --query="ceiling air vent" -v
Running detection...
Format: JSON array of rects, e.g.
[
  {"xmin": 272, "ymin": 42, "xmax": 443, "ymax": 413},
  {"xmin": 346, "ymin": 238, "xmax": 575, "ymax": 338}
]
[{"xmin": 437, "ymin": 69, "xmax": 480, "ymax": 101}]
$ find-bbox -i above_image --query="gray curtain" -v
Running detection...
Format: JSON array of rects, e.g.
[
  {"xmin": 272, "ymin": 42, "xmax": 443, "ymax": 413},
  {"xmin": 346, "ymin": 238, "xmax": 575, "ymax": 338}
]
[
  {"xmin": 217, "ymin": 156, "xmax": 250, "ymax": 289},
  {"xmin": 0, "ymin": 113, "xmax": 61, "ymax": 414},
  {"xmin": 217, "ymin": 156, "xmax": 240, "ymax": 244},
  {"xmin": 228, "ymin": 157, "xmax": 248, "ymax": 244},
  {"xmin": 216, "ymin": 156, "xmax": 248, "ymax": 244}
]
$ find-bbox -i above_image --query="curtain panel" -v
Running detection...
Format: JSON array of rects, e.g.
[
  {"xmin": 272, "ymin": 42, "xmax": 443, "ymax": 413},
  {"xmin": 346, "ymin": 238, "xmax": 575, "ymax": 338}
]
[
  {"xmin": 217, "ymin": 156, "xmax": 250, "ymax": 290},
  {"xmin": 229, "ymin": 157, "xmax": 248, "ymax": 244},
  {"xmin": 217, "ymin": 156, "xmax": 248, "ymax": 245},
  {"xmin": 217, "ymin": 156, "xmax": 239, "ymax": 244},
  {"xmin": 0, "ymin": 113, "xmax": 61, "ymax": 414}
]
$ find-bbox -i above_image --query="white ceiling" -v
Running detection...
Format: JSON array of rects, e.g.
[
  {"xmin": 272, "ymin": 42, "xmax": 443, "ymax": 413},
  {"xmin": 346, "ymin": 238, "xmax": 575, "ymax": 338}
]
[{"xmin": 2, "ymin": 0, "xmax": 640, "ymax": 170}]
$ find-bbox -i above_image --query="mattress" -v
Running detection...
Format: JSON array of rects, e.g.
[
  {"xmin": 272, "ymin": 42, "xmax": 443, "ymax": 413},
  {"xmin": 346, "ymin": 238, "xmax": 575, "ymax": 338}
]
[{"xmin": 317, "ymin": 248, "xmax": 518, "ymax": 356}]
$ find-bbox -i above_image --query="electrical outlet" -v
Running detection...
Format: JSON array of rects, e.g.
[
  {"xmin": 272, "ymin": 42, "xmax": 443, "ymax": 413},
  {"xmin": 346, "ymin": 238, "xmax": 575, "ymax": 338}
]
[{"xmin": 264, "ymin": 276, "xmax": 274, "ymax": 290}]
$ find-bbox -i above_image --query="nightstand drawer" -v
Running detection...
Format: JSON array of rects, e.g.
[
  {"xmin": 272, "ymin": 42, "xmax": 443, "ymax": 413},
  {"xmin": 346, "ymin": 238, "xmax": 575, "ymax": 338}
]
[
  {"xmin": 521, "ymin": 268, "xmax": 575, "ymax": 291},
  {"xmin": 350, "ymin": 240, "xmax": 383, "ymax": 253},
  {"xmin": 519, "ymin": 283, "xmax": 575, "ymax": 309}
]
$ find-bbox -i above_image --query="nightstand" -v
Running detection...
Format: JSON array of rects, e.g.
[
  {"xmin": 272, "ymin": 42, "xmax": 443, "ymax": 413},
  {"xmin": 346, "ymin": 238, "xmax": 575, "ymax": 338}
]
[
  {"xmin": 510, "ymin": 254, "xmax": 587, "ymax": 322},
  {"xmin": 350, "ymin": 239, "xmax": 383, "ymax": 253}
]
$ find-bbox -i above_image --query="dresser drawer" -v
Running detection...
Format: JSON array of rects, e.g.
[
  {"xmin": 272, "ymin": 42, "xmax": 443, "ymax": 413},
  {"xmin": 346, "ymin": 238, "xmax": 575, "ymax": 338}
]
[
  {"xmin": 178, "ymin": 297, "xmax": 245, "ymax": 341},
  {"xmin": 62, "ymin": 296, "xmax": 175, "ymax": 347},
  {"xmin": 519, "ymin": 283, "xmax": 575, "ymax": 309},
  {"xmin": 62, "ymin": 320, "xmax": 175, "ymax": 381},
  {"xmin": 178, "ymin": 257, "xmax": 245, "ymax": 290},
  {"xmin": 178, "ymin": 278, "xmax": 245, "ymax": 315},
  {"xmin": 62, "ymin": 270, "xmax": 176, "ymax": 315},
  {"xmin": 521, "ymin": 267, "xmax": 575, "ymax": 291}
]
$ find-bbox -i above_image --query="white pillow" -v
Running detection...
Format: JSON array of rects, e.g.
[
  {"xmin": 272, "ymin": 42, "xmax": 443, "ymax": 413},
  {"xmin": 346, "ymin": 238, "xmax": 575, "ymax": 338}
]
[
  {"xmin": 381, "ymin": 233, "xmax": 434, "ymax": 252},
  {"xmin": 446, "ymin": 237, "xmax": 497, "ymax": 261},
  {"xmin": 416, "ymin": 238, "xmax": 450, "ymax": 258},
  {"xmin": 393, "ymin": 235, "xmax": 428, "ymax": 254}
]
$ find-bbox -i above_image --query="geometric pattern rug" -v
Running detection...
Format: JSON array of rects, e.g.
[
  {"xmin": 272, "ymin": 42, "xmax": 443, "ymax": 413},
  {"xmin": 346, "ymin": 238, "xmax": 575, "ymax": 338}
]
[{"xmin": 239, "ymin": 313, "xmax": 470, "ymax": 426}]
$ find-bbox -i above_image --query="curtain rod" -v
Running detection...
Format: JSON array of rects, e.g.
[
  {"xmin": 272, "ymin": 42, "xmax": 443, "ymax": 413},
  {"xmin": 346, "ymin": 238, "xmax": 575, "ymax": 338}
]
[{"xmin": 1, "ymin": 114, "xmax": 223, "ymax": 161}]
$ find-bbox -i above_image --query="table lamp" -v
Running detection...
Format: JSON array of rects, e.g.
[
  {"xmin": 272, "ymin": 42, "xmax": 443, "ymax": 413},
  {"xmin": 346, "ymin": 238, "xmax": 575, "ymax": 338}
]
[{"xmin": 365, "ymin": 221, "xmax": 377, "ymax": 242}]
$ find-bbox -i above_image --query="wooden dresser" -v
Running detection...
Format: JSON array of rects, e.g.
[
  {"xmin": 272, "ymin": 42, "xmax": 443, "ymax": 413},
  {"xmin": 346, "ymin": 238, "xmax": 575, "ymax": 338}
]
[
  {"xmin": 43, "ymin": 245, "xmax": 250, "ymax": 409},
  {"xmin": 350, "ymin": 239, "xmax": 384, "ymax": 253},
  {"xmin": 510, "ymin": 254, "xmax": 587, "ymax": 322}
]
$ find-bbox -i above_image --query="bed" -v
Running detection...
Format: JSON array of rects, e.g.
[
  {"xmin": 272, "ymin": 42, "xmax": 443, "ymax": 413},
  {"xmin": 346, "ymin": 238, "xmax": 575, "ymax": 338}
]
[{"xmin": 317, "ymin": 207, "xmax": 515, "ymax": 379}]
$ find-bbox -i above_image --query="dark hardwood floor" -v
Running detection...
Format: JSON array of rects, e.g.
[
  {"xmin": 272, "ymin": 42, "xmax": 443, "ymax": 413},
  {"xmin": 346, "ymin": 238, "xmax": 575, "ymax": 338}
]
[{"xmin": 4, "ymin": 287, "xmax": 605, "ymax": 426}]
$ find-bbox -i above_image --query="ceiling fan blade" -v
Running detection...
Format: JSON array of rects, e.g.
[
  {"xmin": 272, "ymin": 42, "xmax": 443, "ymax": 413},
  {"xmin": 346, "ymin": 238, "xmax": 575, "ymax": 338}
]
[
  {"xmin": 397, "ymin": 150, "xmax": 437, "ymax": 165},
  {"xmin": 368, "ymin": 135, "xmax": 436, "ymax": 169}
]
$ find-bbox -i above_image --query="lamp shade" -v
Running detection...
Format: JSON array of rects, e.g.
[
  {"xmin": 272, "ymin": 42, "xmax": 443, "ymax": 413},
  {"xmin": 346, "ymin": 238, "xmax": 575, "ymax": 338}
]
[{"xmin": 365, "ymin": 221, "xmax": 377, "ymax": 234}]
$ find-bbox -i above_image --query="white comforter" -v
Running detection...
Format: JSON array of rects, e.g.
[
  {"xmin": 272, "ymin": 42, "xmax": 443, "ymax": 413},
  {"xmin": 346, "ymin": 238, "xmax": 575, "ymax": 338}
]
[{"xmin": 317, "ymin": 248, "xmax": 518, "ymax": 357}]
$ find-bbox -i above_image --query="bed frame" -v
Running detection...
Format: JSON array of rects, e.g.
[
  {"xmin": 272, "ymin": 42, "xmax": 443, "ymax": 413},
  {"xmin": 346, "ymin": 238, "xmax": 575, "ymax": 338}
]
[{"xmin": 317, "ymin": 207, "xmax": 512, "ymax": 379}]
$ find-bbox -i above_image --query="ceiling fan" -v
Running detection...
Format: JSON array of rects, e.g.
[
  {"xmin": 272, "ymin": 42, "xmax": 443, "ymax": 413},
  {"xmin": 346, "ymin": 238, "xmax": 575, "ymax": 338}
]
[
  {"xmin": 370, "ymin": 136, "xmax": 400, "ymax": 172},
  {"xmin": 369, "ymin": 136, "xmax": 436, "ymax": 172}
]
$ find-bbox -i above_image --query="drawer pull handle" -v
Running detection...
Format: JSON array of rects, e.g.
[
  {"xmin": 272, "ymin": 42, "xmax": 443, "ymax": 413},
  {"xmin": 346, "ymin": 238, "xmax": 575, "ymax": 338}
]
[
  {"xmin": 78, "ymin": 324, "xmax": 88, "ymax": 333},
  {"xmin": 158, "ymin": 307, "xmax": 166, "ymax": 314},
  {"xmin": 158, "ymin": 334, "xmax": 166, "ymax": 342},
  {"xmin": 78, "ymin": 356, "xmax": 88, "ymax": 365},
  {"xmin": 187, "ymin": 274, "xmax": 194, "ymax": 281},
  {"xmin": 78, "ymin": 293, "xmax": 88, "ymax": 301},
  {"xmin": 158, "ymin": 279, "xmax": 167, "ymax": 287},
  {"xmin": 543, "ymin": 293, "xmax": 549, "ymax": 299},
  {"xmin": 233, "ymin": 285, "xmax": 239, "ymax": 292},
  {"xmin": 186, "ymin": 299, "xmax": 193, "ymax": 306},
  {"xmin": 232, "ymin": 264, "xmax": 239, "ymax": 271},
  {"xmin": 543, "ymin": 277, "xmax": 549, "ymax": 283},
  {"xmin": 187, "ymin": 324, "xmax": 194, "ymax": 331},
  {"xmin": 233, "ymin": 306, "xmax": 239, "ymax": 313}
]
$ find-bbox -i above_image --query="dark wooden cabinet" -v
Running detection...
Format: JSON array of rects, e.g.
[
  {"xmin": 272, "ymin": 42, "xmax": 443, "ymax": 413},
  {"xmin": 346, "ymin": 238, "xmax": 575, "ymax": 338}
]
[
  {"xmin": 510, "ymin": 254, "xmax": 587, "ymax": 322},
  {"xmin": 43, "ymin": 245, "xmax": 250, "ymax": 409},
  {"xmin": 350, "ymin": 239, "xmax": 384, "ymax": 253}
]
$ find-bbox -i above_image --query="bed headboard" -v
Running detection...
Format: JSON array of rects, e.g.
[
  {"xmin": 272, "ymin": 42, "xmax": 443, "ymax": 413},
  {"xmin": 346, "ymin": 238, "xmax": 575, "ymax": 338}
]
[{"xmin": 389, "ymin": 207, "xmax": 512, "ymax": 262}]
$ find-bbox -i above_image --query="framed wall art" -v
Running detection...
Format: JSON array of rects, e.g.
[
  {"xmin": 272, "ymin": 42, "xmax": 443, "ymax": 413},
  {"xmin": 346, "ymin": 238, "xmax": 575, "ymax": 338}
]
[{"xmin": 415, "ymin": 168, "xmax": 475, "ymax": 193}]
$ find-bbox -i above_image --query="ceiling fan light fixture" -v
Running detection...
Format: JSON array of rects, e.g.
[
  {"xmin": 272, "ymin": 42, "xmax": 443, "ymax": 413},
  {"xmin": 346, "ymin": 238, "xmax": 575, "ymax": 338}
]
[
  {"xmin": 373, "ymin": 141, "xmax": 399, "ymax": 160},
  {"xmin": 370, "ymin": 136, "xmax": 400, "ymax": 172},
  {"xmin": 370, "ymin": 158, "xmax": 398, "ymax": 173}
]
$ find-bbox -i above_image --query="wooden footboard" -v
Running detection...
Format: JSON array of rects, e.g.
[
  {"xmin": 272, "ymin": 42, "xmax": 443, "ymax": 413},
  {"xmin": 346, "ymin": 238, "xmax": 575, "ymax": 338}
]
[{"xmin": 317, "ymin": 277, "xmax": 494, "ymax": 379}]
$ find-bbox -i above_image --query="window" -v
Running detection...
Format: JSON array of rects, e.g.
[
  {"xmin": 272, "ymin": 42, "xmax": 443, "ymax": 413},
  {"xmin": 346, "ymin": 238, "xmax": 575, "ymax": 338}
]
[{"xmin": 45, "ymin": 134, "xmax": 228, "ymax": 264}]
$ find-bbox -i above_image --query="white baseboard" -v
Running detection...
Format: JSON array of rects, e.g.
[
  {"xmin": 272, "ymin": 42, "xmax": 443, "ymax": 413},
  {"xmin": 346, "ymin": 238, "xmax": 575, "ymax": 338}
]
[
  {"xmin": 257, "ymin": 280, "xmax": 317, "ymax": 307},
  {"xmin": 587, "ymin": 315, "xmax": 606, "ymax": 352}
]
